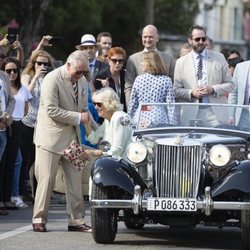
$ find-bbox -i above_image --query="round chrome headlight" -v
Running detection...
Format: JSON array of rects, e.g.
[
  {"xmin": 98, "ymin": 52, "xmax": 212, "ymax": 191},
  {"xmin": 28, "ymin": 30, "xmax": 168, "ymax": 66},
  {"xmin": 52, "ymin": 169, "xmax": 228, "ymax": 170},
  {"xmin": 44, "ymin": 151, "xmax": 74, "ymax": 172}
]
[
  {"xmin": 209, "ymin": 144, "xmax": 231, "ymax": 167},
  {"xmin": 126, "ymin": 141, "xmax": 147, "ymax": 163}
]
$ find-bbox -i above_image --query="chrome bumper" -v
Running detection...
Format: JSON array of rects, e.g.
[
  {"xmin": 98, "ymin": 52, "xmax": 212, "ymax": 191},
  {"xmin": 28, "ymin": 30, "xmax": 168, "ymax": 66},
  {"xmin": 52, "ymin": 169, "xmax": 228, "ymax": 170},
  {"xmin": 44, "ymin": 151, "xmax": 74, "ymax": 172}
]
[{"xmin": 90, "ymin": 186, "xmax": 250, "ymax": 216}]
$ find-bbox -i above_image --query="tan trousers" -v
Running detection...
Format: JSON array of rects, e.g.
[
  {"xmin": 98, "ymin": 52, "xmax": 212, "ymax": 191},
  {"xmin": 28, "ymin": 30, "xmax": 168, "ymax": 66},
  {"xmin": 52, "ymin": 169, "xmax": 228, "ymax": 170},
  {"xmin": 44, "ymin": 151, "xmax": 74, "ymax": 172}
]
[
  {"xmin": 32, "ymin": 146, "xmax": 85, "ymax": 226},
  {"xmin": 54, "ymin": 157, "xmax": 96, "ymax": 196}
]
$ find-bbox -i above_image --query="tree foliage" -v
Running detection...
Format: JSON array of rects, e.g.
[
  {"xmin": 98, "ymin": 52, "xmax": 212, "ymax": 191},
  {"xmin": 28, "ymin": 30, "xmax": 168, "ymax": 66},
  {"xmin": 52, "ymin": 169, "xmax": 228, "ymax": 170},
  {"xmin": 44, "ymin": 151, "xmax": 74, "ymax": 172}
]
[
  {"xmin": 0, "ymin": 0, "xmax": 198, "ymax": 61},
  {"xmin": 154, "ymin": 0, "xmax": 199, "ymax": 35}
]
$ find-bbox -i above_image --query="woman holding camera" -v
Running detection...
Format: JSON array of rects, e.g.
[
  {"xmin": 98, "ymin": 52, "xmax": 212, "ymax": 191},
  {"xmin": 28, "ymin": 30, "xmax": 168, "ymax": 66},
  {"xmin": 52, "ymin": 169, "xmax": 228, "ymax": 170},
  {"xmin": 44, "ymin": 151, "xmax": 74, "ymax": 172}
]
[
  {"xmin": 0, "ymin": 57, "xmax": 32, "ymax": 210},
  {"xmin": 20, "ymin": 50, "xmax": 54, "ymax": 200}
]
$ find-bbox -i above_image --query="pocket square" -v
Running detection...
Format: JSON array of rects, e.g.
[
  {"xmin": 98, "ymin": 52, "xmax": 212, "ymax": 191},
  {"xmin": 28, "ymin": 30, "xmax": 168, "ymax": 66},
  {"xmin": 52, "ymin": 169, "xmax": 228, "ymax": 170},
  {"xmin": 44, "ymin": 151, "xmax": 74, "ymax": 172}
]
[{"xmin": 61, "ymin": 140, "xmax": 85, "ymax": 171}]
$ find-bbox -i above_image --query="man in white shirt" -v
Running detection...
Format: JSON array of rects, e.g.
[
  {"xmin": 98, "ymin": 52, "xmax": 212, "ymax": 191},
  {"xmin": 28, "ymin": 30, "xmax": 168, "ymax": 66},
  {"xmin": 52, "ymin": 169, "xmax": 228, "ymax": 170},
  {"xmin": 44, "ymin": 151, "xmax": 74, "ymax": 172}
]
[
  {"xmin": 174, "ymin": 25, "xmax": 234, "ymax": 126},
  {"xmin": 96, "ymin": 32, "xmax": 112, "ymax": 50}
]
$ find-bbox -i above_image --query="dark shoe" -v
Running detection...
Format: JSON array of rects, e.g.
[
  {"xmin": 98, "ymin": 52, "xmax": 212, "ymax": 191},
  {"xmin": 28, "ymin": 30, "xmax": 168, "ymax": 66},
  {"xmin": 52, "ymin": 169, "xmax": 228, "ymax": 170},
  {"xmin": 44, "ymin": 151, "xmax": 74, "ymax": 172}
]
[
  {"xmin": 32, "ymin": 223, "xmax": 47, "ymax": 232},
  {"xmin": 4, "ymin": 202, "xmax": 19, "ymax": 210},
  {"xmin": 68, "ymin": 223, "xmax": 92, "ymax": 233}
]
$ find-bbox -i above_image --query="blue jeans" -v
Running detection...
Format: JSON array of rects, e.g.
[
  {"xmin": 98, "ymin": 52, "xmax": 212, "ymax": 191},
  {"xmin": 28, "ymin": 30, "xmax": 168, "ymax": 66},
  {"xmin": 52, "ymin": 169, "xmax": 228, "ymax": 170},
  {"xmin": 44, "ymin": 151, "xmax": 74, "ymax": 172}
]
[
  {"xmin": 11, "ymin": 148, "xmax": 22, "ymax": 197},
  {"xmin": 0, "ymin": 130, "xmax": 7, "ymax": 160}
]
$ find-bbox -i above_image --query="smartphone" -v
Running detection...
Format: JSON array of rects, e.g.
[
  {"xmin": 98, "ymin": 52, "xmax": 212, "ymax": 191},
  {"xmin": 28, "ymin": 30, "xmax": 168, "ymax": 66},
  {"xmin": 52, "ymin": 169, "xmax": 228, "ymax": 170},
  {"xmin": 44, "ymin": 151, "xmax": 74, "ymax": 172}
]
[
  {"xmin": 7, "ymin": 27, "xmax": 18, "ymax": 44},
  {"xmin": 49, "ymin": 37, "xmax": 64, "ymax": 45}
]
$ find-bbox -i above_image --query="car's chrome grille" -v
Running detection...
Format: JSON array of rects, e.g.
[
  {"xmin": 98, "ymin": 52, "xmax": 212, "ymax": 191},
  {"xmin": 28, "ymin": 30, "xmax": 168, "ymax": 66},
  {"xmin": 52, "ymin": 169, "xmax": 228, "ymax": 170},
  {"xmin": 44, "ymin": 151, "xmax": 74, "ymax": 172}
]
[{"xmin": 155, "ymin": 141, "xmax": 202, "ymax": 198}]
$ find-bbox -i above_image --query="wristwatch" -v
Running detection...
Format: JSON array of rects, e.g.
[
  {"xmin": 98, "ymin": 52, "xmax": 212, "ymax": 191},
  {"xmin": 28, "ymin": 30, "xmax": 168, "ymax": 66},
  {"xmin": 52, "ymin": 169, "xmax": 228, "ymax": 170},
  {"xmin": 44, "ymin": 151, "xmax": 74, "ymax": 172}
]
[{"xmin": 211, "ymin": 88, "xmax": 217, "ymax": 97}]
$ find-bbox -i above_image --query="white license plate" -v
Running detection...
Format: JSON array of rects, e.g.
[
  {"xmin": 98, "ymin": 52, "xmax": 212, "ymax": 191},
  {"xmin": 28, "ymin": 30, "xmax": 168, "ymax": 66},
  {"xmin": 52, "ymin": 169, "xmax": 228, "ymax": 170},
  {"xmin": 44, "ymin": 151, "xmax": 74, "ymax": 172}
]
[{"xmin": 147, "ymin": 198, "xmax": 197, "ymax": 211}]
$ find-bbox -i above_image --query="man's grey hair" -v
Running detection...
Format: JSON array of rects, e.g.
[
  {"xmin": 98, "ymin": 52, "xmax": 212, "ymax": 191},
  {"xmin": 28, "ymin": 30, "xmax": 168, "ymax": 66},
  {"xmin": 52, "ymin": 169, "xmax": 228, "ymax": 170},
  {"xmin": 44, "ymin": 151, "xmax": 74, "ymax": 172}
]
[{"xmin": 66, "ymin": 50, "xmax": 88, "ymax": 68}]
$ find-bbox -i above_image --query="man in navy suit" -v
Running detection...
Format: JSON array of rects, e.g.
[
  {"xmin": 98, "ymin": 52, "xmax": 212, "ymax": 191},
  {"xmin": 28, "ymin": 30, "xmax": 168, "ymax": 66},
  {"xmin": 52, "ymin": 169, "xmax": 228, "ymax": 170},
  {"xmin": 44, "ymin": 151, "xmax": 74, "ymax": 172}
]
[{"xmin": 75, "ymin": 34, "xmax": 109, "ymax": 92}]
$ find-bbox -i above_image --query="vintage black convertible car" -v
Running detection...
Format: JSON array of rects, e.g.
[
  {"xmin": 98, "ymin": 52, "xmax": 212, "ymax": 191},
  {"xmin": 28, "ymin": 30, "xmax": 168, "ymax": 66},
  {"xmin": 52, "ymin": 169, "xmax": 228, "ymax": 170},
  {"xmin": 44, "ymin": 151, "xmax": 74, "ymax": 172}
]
[{"xmin": 90, "ymin": 103, "xmax": 250, "ymax": 248}]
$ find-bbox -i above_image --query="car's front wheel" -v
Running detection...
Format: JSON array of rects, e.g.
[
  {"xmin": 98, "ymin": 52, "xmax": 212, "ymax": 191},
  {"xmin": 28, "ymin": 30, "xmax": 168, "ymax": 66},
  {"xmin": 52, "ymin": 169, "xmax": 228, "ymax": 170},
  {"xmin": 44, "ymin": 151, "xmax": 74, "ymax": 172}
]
[
  {"xmin": 241, "ymin": 195, "xmax": 250, "ymax": 249},
  {"xmin": 91, "ymin": 184, "xmax": 117, "ymax": 243}
]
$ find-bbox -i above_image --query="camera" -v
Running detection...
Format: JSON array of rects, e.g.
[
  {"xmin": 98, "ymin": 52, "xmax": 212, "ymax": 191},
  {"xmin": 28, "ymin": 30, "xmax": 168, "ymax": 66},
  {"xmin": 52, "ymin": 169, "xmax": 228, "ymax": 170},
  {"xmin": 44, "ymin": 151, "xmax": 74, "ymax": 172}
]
[
  {"xmin": 7, "ymin": 34, "xmax": 17, "ymax": 44},
  {"xmin": 49, "ymin": 37, "xmax": 64, "ymax": 45},
  {"xmin": 7, "ymin": 28, "xmax": 18, "ymax": 44},
  {"xmin": 44, "ymin": 66, "xmax": 54, "ymax": 74}
]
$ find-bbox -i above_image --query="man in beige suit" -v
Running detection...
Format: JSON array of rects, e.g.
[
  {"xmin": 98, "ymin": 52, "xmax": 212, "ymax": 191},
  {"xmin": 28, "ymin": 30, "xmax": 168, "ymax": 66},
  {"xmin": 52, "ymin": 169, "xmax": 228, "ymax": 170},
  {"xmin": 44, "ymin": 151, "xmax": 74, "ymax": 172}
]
[
  {"xmin": 174, "ymin": 25, "xmax": 234, "ymax": 126},
  {"xmin": 125, "ymin": 24, "xmax": 175, "ymax": 107},
  {"xmin": 32, "ymin": 50, "xmax": 92, "ymax": 233},
  {"xmin": 228, "ymin": 60, "xmax": 250, "ymax": 130}
]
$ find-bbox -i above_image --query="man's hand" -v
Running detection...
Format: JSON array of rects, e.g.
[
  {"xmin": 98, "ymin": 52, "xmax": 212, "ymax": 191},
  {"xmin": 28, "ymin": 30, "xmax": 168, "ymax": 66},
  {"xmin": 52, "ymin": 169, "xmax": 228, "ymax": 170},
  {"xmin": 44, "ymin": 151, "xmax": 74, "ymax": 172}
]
[
  {"xmin": 191, "ymin": 85, "xmax": 214, "ymax": 99},
  {"xmin": 198, "ymin": 85, "xmax": 214, "ymax": 96},
  {"xmin": 191, "ymin": 87, "xmax": 203, "ymax": 99},
  {"xmin": 80, "ymin": 112, "xmax": 89, "ymax": 124}
]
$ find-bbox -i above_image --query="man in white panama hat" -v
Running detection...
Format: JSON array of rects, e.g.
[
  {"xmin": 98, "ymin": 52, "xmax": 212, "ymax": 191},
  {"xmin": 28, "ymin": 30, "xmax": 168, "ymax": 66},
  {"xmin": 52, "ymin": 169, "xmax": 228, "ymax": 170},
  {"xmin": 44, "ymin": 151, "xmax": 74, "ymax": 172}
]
[{"xmin": 75, "ymin": 34, "xmax": 109, "ymax": 92}]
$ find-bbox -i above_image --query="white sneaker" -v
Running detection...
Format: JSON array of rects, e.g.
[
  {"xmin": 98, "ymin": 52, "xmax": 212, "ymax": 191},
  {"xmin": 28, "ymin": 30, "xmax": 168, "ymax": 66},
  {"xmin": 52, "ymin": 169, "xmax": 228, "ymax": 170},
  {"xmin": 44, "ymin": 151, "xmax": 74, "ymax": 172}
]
[{"xmin": 11, "ymin": 197, "xmax": 28, "ymax": 208}]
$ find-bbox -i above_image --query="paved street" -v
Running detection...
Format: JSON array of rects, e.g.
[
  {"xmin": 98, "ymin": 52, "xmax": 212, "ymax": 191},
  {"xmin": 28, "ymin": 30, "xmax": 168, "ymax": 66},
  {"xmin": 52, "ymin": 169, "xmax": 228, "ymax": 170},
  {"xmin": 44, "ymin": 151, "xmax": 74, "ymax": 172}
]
[{"xmin": 0, "ymin": 194, "xmax": 246, "ymax": 249}]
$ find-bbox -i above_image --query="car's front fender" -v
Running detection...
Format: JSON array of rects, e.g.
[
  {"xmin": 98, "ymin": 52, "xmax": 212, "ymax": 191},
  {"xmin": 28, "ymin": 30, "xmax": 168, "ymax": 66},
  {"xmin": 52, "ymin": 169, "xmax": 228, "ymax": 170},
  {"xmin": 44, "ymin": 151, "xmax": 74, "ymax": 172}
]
[
  {"xmin": 91, "ymin": 157, "xmax": 146, "ymax": 195},
  {"xmin": 211, "ymin": 161, "xmax": 250, "ymax": 197}
]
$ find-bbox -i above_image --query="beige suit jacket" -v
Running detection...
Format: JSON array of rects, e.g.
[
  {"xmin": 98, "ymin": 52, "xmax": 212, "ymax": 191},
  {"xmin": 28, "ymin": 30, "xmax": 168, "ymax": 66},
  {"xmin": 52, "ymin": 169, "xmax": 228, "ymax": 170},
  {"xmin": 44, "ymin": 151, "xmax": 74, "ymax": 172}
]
[
  {"xmin": 34, "ymin": 65, "xmax": 88, "ymax": 153},
  {"xmin": 174, "ymin": 49, "xmax": 234, "ymax": 124},
  {"xmin": 228, "ymin": 60, "xmax": 250, "ymax": 124},
  {"xmin": 125, "ymin": 50, "xmax": 175, "ymax": 107}
]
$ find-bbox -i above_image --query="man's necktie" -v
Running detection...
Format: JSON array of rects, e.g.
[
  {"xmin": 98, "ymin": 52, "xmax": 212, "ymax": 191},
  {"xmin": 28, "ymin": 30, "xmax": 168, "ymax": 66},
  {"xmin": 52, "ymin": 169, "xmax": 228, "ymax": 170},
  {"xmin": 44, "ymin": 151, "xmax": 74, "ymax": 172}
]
[
  {"xmin": 89, "ymin": 63, "xmax": 94, "ymax": 79},
  {"xmin": 197, "ymin": 54, "xmax": 202, "ymax": 80},
  {"xmin": 72, "ymin": 82, "xmax": 78, "ymax": 102}
]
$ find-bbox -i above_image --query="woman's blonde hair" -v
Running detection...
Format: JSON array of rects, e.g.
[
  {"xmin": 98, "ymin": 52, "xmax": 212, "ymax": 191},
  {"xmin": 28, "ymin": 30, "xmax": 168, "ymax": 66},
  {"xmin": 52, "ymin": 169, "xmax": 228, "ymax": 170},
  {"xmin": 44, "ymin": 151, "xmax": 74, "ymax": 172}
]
[
  {"xmin": 21, "ymin": 50, "xmax": 54, "ymax": 78},
  {"xmin": 142, "ymin": 51, "xmax": 167, "ymax": 75},
  {"xmin": 92, "ymin": 87, "xmax": 121, "ymax": 112}
]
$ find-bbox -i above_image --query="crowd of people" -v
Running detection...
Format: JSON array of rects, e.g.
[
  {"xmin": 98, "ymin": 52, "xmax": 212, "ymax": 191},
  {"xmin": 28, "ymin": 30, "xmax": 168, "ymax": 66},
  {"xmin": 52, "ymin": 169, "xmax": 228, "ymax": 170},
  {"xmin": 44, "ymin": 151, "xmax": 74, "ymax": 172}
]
[{"xmin": 0, "ymin": 23, "xmax": 247, "ymax": 233}]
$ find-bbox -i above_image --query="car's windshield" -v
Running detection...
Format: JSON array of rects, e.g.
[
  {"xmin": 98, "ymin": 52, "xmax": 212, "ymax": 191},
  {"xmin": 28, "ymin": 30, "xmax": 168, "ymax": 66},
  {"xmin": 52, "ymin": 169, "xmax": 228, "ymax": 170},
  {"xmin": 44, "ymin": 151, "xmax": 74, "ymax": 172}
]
[{"xmin": 134, "ymin": 103, "xmax": 250, "ymax": 133}]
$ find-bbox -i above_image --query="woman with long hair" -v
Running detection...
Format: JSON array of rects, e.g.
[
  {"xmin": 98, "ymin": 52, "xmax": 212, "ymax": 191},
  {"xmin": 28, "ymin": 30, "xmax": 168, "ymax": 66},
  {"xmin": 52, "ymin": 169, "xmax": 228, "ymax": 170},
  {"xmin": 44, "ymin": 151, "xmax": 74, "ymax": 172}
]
[
  {"xmin": 20, "ymin": 50, "xmax": 54, "ymax": 200},
  {"xmin": 0, "ymin": 57, "xmax": 32, "ymax": 209}
]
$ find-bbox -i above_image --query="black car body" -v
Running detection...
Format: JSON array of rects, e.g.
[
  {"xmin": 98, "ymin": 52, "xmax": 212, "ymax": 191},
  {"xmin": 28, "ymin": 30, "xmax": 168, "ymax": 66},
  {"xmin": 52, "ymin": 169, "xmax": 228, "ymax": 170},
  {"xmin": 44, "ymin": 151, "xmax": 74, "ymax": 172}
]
[{"xmin": 90, "ymin": 103, "xmax": 250, "ymax": 248}]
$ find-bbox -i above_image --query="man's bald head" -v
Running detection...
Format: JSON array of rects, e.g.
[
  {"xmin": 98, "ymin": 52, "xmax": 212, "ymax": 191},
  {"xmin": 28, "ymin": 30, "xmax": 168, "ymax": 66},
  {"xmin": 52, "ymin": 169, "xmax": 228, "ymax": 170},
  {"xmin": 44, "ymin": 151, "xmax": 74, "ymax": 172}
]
[{"xmin": 142, "ymin": 24, "xmax": 159, "ymax": 50}]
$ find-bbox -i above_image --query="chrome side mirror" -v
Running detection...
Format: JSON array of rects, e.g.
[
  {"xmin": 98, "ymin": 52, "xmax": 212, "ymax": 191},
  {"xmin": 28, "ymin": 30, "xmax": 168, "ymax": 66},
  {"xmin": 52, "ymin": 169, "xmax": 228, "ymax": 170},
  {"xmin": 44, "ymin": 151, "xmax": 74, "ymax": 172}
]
[{"xmin": 99, "ymin": 140, "xmax": 111, "ymax": 152}]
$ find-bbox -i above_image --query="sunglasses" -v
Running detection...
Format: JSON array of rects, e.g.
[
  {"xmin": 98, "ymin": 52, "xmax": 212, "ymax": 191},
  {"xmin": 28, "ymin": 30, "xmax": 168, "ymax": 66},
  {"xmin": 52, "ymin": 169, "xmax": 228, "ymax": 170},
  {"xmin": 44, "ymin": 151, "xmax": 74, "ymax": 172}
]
[
  {"xmin": 110, "ymin": 59, "xmax": 124, "ymax": 64},
  {"xmin": 75, "ymin": 70, "xmax": 89, "ymax": 76},
  {"xmin": 193, "ymin": 37, "xmax": 207, "ymax": 42},
  {"xmin": 35, "ymin": 61, "xmax": 50, "ymax": 67},
  {"xmin": 5, "ymin": 68, "xmax": 18, "ymax": 74},
  {"xmin": 93, "ymin": 102, "xmax": 102, "ymax": 108}
]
